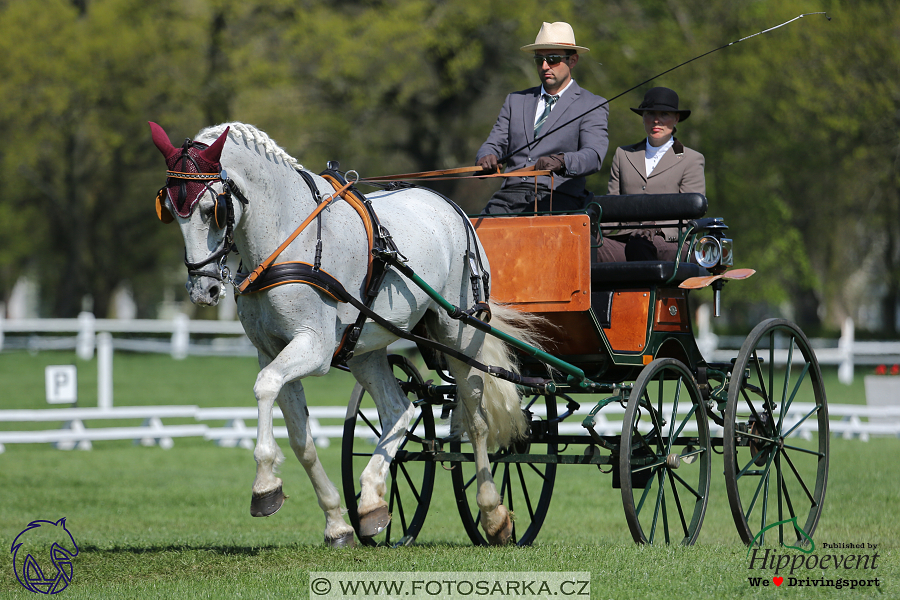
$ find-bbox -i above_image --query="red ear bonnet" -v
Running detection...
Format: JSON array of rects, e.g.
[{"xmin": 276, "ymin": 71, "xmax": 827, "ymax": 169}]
[
  {"xmin": 149, "ymin": 121, "xmax": 179, "ymax": 160},
  {"xmin": 150, "ymin": 123, "xmax": 230, "ymax": 218}
]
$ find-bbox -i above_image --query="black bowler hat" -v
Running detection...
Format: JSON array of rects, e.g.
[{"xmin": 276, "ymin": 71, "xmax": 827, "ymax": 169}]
[{"xmin": 630, "ymin": 87, "xmax": 691, "ymax": 121}]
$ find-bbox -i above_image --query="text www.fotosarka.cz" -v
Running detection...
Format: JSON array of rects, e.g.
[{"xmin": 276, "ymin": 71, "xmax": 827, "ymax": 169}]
[{"xmin": 309, "ymin": 572, "xmax": 590, "ymax": 599}]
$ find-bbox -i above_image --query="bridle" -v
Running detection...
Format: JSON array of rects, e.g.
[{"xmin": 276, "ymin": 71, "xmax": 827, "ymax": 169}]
[{"xmin": 157, "ymin": 138, "xmax": 249, "ymax": 284}]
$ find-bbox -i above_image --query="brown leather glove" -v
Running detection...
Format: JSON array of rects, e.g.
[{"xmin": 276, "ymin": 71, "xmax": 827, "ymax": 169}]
[
  {"xmin": 535, "ymin": 153, "xmax": 566, "ymax": 174},
  {"xmin": 476, "ymin": 154, "xmax": 499, "ymax": 173}
]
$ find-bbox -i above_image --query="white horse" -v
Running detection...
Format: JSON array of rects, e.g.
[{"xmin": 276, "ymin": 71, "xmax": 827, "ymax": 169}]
[{"xmin": 150, "ymin": 121, "xmax": 541, "ymax": 547}]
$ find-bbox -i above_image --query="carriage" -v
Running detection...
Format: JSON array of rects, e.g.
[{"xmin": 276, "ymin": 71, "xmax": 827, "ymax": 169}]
[
  {"xmin": 341, "ymin": 192, "xmax": 829, "ymax": 548},
  {"xmin": 151, "ymin": 121, "xmax": 828, "ymax": 550}
]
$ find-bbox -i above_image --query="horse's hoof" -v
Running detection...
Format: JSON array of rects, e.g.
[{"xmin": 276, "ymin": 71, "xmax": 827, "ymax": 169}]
[
  {"xmin": 358, "ymin": 505, "xmax": 391, "ymax": 539},
  {"xmin": 250, "ymin": 486, "xmax": 286, "ymax": 517},
  {"xmin": 325, "ymin": 531, "xmax": 357, "ymax": 548},
  {"xmin": 484, "ymin": 512, "xmax": 513, "ymax": 546}
]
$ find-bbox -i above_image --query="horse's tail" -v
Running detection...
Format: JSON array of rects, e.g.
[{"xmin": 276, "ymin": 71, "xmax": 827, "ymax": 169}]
[{"xmin": 477, "ymin": 301, "xmax": 552, "ymax": 451}]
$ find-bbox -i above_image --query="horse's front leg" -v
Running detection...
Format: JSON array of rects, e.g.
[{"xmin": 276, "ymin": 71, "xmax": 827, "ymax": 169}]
[
  {"xmin": 250, "ymin": 331, "xmax": 355, "ymax": 547},
  {"xmin": 347, "ymin": 350, "xmax": 416, "ymax": 539},
  {"xmin": 276, "ymin": 379, "xmax": 356, "ymax": 547}
]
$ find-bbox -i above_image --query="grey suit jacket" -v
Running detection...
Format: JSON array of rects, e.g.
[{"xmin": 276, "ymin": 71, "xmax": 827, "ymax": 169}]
[
  {"xmin": 476, "ymin": 81, "xmax": 609, "ymax": 197},
  {"xmin": 607, "ymin": 139, "xmax": 705, "ymax": 240}
]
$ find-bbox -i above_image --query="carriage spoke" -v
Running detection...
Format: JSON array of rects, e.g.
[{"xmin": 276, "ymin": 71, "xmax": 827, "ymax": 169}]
[
  {"xmin": 358, "ymin": 411, "xmax": 382, "ymax": 438},
  {"xmin": 778, "ymin": 338, "xmax": 796, "ymax": 427},
  {"xmin": 779, "ymin": 362, "xmax": 811, "ymax": 429},
  {"xmin": 665, "ymin": 378, "xmax": 683, "ymax": 455},
  {"xmin": 398, "ymin": 462, "xmax": 422, "ymax": 503},
  {"xmin": 782, "ymin": 405, "xmax": 822, "ymax": 439},
  {"xmin": 781, "ymin": 442, "xmax": 825, "ymax": 458},
  {"xmin": 526, "ymin": 461, "xmax": 549, "ymax": 480},
  {"xmin": 781, "ymin": 449, "xmax": 818, "ymax": 506},
  {"xmin": 669, "ymin": 472, "xmax": 689, "ymax": 539},
  {"xmin": 669, "ymin": 470, "xmax": 704, "ymax": 500},
  {"xmin": 744, "ymin": 451, "xmax": 776, "ymax": 520},
  {"xmin": 635, "ymin": 465, "xmax": 662, "ymax": 517},
  {"xmin": 671, "ymin": 404, "xmax": 697, "ymax": 443},
  {"xmin": 649, "ymin": 469, "xmax": 667, "ymax": 544},
  {"xmin": 736, "ymin": 448, "xmax": 771, "ymax": 479},
  {"xmin": 516, "ymin": 463, "xmax": 537, "ymax": 521}
]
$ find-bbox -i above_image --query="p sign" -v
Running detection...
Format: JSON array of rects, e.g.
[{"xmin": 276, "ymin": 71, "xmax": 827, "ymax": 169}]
[{"xmin": 45, "ymin": 365, "xmax": 78, "ymax": 404}]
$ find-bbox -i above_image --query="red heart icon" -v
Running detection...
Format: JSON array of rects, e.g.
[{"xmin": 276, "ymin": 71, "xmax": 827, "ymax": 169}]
[{"xmin": 773, "ymin": 577, "xmax": 784, "ymax": 586}]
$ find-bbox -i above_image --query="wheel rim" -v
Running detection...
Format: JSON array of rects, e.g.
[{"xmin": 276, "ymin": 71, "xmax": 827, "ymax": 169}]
[
  {"xmin": 620, "ymin": 358, "xmax": 711, "ymax": 545},
  {"xmin": 724, "ymin": 318, "xmax": 829, "ymax": 546},
  {"xmin": 341, "ymin": 355, "xmax": 436, "ymax": 547},
  {"xmin": 450, "ymin": 394, "xmax": 557, "ymax": 546}
]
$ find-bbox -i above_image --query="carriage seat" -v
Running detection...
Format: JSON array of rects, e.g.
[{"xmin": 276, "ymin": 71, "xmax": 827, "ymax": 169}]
[
  {"xmin": 585, "ymin": 193, "xmax": 709, "ymax": 286},
  {"xmin": 590, "ymin": 260, "xmax": 709, "ymax": 287},
  {"xmin": 586, "ymin": 193, "xmax": 708, "ymax": 224}
]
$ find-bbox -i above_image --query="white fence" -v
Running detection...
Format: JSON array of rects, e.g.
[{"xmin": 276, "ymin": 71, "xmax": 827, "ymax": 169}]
[
  {"xmin": 1, "ymin": 401, "xmax": 898, "ymax": 455},
  {"xmin": 1, "ymin": 313, "xmax": 899, "ymax": 454}
]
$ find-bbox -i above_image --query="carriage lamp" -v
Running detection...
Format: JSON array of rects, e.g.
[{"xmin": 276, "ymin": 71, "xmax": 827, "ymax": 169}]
[
  {"xmin": 694, "ymin": 235, "xmax": 722, "ymax": 269},
  {"xmin": 720, "ymin": 238, "xmax": 733, "ymax": 267}
]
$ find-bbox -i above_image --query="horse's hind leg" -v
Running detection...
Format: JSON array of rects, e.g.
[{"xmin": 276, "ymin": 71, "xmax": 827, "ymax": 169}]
[
  {"xmin": 347, "ymin": 349, "xmax": 415, "ymax": 539},
  {"xmin": 277, "ymin": 380, "xmax": 356, "ymax": 547},
  {"xmin": 443, "ymin": 352, "xmax": 514, "ymax": 545}
]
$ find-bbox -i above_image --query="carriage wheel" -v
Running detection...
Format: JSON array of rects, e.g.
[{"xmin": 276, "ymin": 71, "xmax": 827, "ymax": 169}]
[
  {"xmin": 342, "ymin": 354, "xmax": 436, "ymax": 547},
  {"xmin": 724, "ymin": 318, "xmax": 829, "ymax": 547},
  {"xmin": 620, "ymin": 358, "xmax": 711, "ymax": 545},
  {"xmin": 450, "ymin": 393, "xmax": 558, "ymax": 546}
]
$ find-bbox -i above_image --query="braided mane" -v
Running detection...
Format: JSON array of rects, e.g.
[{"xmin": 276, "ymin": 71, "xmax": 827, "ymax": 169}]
[{"xmin": 197, "ymin": 122, "xmax": 304, "ymax": 171}]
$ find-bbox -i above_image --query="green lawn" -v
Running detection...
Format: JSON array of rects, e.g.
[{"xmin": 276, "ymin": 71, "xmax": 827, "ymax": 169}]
[{"xmin": 0, "ymin": 351, "xmax": 896, "ymax": 599}]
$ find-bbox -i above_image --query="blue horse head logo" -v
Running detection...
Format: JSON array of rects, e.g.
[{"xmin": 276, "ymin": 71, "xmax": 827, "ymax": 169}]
[{"xmin": 11, "ymin": 518, "xmax": 79, "ymax": 594}]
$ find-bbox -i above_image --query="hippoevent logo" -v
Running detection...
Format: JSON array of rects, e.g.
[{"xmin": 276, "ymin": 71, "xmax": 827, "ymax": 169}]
[
  {"xmin": 746, "ymin": 517, "xmax": 881, "ymax": 590},
  {"xmin": 10, "ymin": 518, "xmax": 79, "ymax": 594}
]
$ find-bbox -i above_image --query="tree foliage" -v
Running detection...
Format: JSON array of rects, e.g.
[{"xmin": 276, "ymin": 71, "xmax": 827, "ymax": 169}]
[{"xmin": 0, "ymin": 0, "xmax": 897, "ymax": 333}]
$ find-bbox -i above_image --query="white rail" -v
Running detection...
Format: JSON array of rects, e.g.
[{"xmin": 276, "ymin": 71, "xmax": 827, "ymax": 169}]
[{"xmin": 1, "ymin": 402, "xmax": 898, "ymax": 455}]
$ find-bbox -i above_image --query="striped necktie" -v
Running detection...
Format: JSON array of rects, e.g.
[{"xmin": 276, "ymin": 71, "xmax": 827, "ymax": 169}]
[{"xmin": 534, "ymin": 94, "xmax": 559, "ymax": 136}]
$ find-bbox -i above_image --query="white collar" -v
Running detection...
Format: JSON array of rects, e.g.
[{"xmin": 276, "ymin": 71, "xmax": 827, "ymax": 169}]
[
  {"xmin": 541, "ymin": 79, "xmax": 575, "ymax": 100},
  {"xmin": 645, "ymin": 136, "xmax": 674, "ymax": 158}
]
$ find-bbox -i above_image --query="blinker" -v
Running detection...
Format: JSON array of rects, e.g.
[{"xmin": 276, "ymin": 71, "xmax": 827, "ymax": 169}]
[
  {"xmin": 156, "ymin": 188, "xmax": 174, "ymax": 224},
  {"xmin": 214, "ymin": 192, "xmax": 229, "ymax": 229}
]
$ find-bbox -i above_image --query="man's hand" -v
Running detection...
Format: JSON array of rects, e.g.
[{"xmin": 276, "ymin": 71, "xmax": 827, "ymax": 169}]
[
  {"xmin": 535, "ymin": 153, "xmax": 566, "ymax": 174},
  {"xmin": 476, "ymin": 154, "xmax": 499, "ymax": 173}
]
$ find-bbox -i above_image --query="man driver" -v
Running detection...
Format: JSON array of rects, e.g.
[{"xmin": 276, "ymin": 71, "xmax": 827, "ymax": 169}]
[{"xmin": 476, "ymin": 21, "xmax": 609, "ymax": 214}]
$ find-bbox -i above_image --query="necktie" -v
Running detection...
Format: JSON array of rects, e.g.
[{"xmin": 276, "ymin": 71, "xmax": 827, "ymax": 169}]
[{"xmin": 534, "ymin": 94, "xmax": 559, "ymax": 136}]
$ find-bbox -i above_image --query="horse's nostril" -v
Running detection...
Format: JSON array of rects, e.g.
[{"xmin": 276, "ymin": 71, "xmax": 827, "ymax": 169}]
[{"xmin": 209, "ymin": 285, "xmax": 220, "ymax": 299}]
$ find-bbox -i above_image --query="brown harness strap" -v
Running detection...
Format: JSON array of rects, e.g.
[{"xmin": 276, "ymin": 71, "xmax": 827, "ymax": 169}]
[
  {"xmin": 236, "ymin": 180, "xmax": 353, "ymax": 293},
  {"xmin": 320, "ymin": 173, "xmax": 376, "ymax": 291}
]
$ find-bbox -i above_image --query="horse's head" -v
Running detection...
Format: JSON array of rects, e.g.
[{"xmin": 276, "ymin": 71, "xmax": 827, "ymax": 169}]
[{"xmin": 150, "ymin": 122, "xmax": 243, "ymax": 306}]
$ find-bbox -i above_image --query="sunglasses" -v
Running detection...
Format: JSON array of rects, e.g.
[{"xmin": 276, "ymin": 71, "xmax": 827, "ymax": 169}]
[{"xmin": 533, "ymin": 54, "xmax": 571, "ymax": 66}]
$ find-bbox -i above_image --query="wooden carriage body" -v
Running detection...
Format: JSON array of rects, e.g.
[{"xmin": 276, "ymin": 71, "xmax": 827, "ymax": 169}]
[{"xmin": 471, "ymin": 205, "xmax": 708, "ymax": 383}]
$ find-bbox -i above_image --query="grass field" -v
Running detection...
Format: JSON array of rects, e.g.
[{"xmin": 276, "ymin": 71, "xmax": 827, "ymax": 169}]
[{"xmin": 0, "ymin": 351, "xmax": 897, "ymax": 599}]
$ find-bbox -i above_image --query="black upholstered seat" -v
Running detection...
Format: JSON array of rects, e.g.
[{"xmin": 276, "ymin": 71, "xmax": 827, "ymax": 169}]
[{"xmin": 590, "ymin": 261, "xmax": 709, "ymax": 286}]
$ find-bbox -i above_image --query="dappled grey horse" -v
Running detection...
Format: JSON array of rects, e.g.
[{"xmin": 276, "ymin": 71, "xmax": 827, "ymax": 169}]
[{"xmin": 151, "ymin": 121, "xmax": 542, "ymax": 546}]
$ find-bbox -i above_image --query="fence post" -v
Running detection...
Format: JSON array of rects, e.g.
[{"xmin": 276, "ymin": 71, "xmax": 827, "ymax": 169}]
[
  {"xmin": 97, "ymin": 332, "xmax": 114, "ymax": 410},
  {"xmin": 76, "ymin": 311, "xmax": 96, "ymax": 360},
  {"xmin": 838, "ymin": 317, "xmax": 855, "ymax": 385},
  {"xmin": 171, "ymin": 313, "xmax": 189, "ymax": 360}
]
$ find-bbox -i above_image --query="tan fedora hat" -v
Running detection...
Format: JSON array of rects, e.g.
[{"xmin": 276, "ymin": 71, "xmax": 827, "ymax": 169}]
[{"xmin": 520, "ymin": 22, "xmax": 590, "ymax": 55}]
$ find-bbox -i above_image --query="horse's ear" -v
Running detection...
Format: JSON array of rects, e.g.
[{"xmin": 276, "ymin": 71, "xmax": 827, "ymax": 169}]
[
  {"xmin": 149, "ymin": 122, "xmax": 178, "ymax": 159},
  {"xmin": 198, "ymin": 126, "xmax": 230, "ymax": 165}
]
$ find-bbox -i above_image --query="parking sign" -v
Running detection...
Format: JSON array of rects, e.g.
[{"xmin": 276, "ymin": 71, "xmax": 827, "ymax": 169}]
[{"xmin": 45, "ymin": 365, "xmax": 78, "ymax": 404}]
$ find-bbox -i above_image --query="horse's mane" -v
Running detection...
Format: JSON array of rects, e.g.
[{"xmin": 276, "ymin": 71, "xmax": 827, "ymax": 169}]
[{"xmin": 197, "ymin": 122, "xmax": 304, "ymax": 172}]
